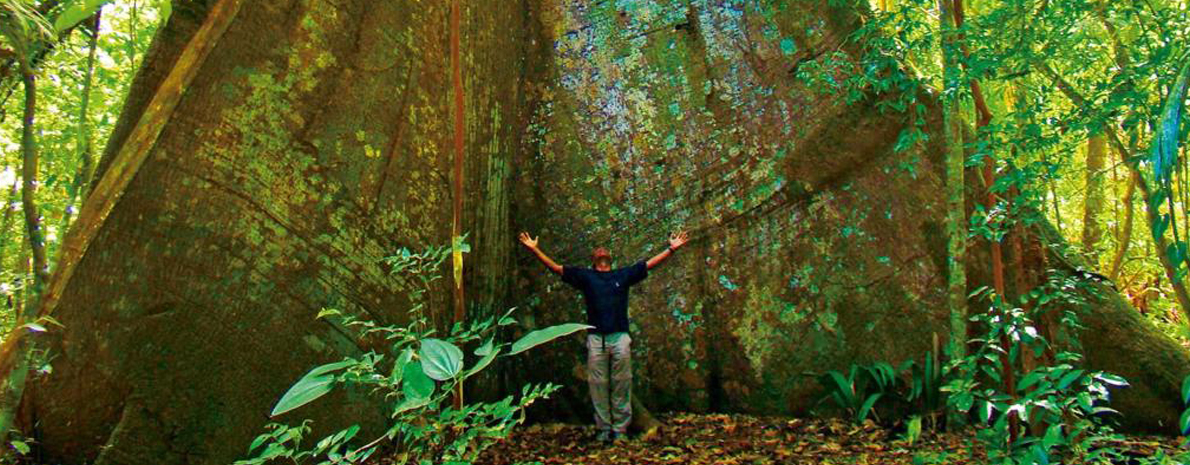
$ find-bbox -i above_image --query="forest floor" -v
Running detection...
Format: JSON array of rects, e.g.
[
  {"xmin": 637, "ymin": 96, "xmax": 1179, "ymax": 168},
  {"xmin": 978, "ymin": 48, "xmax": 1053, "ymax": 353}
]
[{"xmin": 476, "ymin": 413, "xmax": 1188, "ymax": 465}]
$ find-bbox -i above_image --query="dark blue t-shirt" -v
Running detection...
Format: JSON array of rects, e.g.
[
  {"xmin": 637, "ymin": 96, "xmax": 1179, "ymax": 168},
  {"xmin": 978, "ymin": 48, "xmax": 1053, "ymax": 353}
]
[{"xmin": 561, "ymin": 261, "xmax": 649, "ymax": 334}]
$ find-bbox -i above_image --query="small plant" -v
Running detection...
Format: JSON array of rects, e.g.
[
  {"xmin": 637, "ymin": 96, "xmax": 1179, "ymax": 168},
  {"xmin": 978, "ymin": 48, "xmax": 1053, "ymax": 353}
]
[
  {"xmin": 1181, "ymin": 374, "xmax": 1190, "ymax": 442},
  {"xmin": 945, "ymin": 270, "xmax": 1130, "ymax": 464},
  {"xmin": 898, "ymin": 347, "xmax": 947, "ymax": 430},
  {"xmin": 818, "ymin": 362, "xmax": 898, "ymax": 424},
  {"xmin": 237, "ymin": 241, "xmax": 591, "ymax": 465}
]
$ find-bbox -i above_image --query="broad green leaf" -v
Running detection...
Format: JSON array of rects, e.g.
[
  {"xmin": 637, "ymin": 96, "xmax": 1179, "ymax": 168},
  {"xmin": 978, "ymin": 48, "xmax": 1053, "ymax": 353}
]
[
  {"xmin": 466, "ymin": 346, "xmax": 501, "ymax": 379},
  {"xmin": 389, "ymin": 348, "xmax": 414, "ymax": 385},
  {"xmin": 1181, "ymin": 408, "xmax": 1190, "ymax": 435},
  {"xmin": 402, "ymin": 359, "xmax": 434, "ymax": 400},
  {"xmin": 1149, "ymin": 58, "xmax": 1190, "ymax": 186},
  {"xmin": 11, "ymin": 440, "xmax": 29, "ymax": 455},
  {"xmin": 53, "ymin": 0, "xmax": 108, "ymax": 33},
  {"xmin": 508, "ymin": 323, "xmax": 593, "ymax": 355},
  {"xmin": 419, "ymin": 339, "xmax": 463, "ymax": 381},
  {"xmin": 1182, "ymin": 375, "xmax": 1190, "ymax": 404},
  {"xmin": 270, "ymin": 360, "xmax": 354, "ymax": 417}
]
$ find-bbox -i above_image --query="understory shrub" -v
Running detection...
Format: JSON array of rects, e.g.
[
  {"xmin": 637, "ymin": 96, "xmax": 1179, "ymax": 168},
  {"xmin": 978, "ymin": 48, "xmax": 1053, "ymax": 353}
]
[{"xmin": 236, "ymin": 242, "xmax": 590, "ymax": 465}]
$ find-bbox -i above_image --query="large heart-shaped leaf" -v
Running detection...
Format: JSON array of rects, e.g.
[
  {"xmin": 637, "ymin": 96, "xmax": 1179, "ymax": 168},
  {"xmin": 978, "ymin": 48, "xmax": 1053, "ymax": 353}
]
[
  {"xmin": 509, "ymin": 323, "xmax": 593, "ymax": 355},
  {"xmin": 419, "ymin": 338, "xmax": 464, "ymax": 381},
  {"xmin": 403, "ymin": 359, "xmax": 435, "ymax": 400},
  {"xmin": 270, "ymin": 359, "xmax": 354, "ymax": 417}
]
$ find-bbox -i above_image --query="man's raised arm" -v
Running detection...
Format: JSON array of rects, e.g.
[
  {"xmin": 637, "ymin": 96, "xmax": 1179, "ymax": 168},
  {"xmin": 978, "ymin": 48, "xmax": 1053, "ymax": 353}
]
[
  {"xmin": 646, "ymin": 230, "xmax": 689, "ymax": 270},
  {"xmin": 519, "ymin": 232, "xmax": 563, "ymax": 275}
]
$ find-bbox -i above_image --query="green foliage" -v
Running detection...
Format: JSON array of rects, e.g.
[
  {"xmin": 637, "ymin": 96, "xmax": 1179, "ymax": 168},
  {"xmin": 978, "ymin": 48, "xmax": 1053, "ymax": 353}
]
[
  {"xmin": 946, "ymin": 270, "xmax": 1129, "ymax": 465},
  {"xmin": 51, "ymin": 0, "xmax": 109, "ymax": 33},
  {"xmin": 817, "ymin": 362, "xmax": 898, "ymax": 424},
  {"xmin": 237, "ymin": 242, "xmax": 590, "ymax": 465},
  {"xmin": 270, "ymin": 360, "xmax": 355, "ymax": 417},
  {"xmin": 1181, "ymin": 374, "xmax": 1190, "ymax": 437},
  {"xmin": 898, "ymin": 349, "xmax": 947, "ymax": 429},
  {"xmin": 508, "ymin": 323, "xmax": 592, "ymax": 356}
]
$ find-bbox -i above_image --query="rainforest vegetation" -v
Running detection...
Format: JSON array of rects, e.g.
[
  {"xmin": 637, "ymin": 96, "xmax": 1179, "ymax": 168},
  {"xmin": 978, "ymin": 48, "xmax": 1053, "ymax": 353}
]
[{"xmin": 0, "ymin": 0, "xmax": 1189, "ymax": 464}]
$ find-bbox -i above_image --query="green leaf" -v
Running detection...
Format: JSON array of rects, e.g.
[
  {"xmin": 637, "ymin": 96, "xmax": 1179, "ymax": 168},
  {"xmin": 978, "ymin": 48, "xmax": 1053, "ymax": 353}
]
[
  {"xmin": 248, "ymin": 433, "xmax": 269, "ymax": 453},
  {"xmin": 1180, "ymin": 408, "xmax": 1190, "ymax": 435},
  {"xmin": 1017, "ymin": 371, "xmax": 1044, "ymax": 392},
  {"xmin": 10, "ymin": 440, "xmax": 29, "ymax": 455},
  {"xmin": 53, "ymin": 0, "xmax": 107, "ymax": 33},
  {"xmin": 1182, "ymin": 375, "xmax": 1190, "ymax": 404},
  {"xmin": 857, "ymin": 393, "xmax": 882, "ymax": 423},
  {"xmin": 1096, "ymin": 373, "xmax": 1129, "ymax": 388},
  {"xmin": 389, "ymin": 348, "xmax": 414, "ymax": 385},
  {"xmin": 316, "ymin": 308, "xmax": 340, "ymax": 319},
  {"xmin": 466, "ymin": 346, "xmax": 501, "ymax": 379},
  {"xmin": 419, "ymin": 339, "xmax": 463, "ymax": 381},
  {"xmin": 392, "ymin": 394, "xmax": 431, "ymax": 417},
  {"xmin": 508, "ymin": 323, "xmax": 593, "ymax": 355},
  {"xmin": 1057, "ymin": 369, "xmax": 1084, "ymax": 390},
  {"xmin": 475, "ymin": 338, "xmax": 495, "ymax": 356},
  {"xmin": 402, "ymin": 359, "xmax": 434, "ymax": 400},
  {"xmin": 827, "ymin": 371, "xmax": 856, "ymax": 407},
  {"xmin": 271, "ymin": 360, "xmax": 353, "ymax": 417}
]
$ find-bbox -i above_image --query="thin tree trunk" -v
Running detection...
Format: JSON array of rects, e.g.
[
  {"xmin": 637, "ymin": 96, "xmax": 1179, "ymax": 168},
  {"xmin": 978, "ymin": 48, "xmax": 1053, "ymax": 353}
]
[
  {"xmin": 1109, "ymin": 138, "xmax": 1138, "ymax": 281},
  {"xmin": 0, "ymin": 58, "xmax": 50, "ymax": 452},
  {"xmin": 59, "ymin": 10, "xmax": 102, "ymax": 236},
  {"xmin": 1045, "ymin": 152, "xmax": 1062, "ymax": 233},
  {"xmin": 449, "ymin": 0, "xmax": 466, "ymax": 409},
  {"xmin": 951, "ymin": 0, "xmax": 1017, "ymax": 443},
  {"xmin": 937, "ymin": 0, "xmax": 967, "ymax": 401},
  {"xmin": 1082, "ymin": 134, "xmax": 1106, "ymax": 266},
  {"xmin": 0, "ymin": 170, "xmax": 19, "ymax": 272}
]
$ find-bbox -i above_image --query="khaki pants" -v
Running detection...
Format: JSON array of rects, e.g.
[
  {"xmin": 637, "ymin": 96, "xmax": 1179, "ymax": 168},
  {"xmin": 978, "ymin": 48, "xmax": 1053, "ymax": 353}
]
[{"xmin": 586, "ymin": 332, "xmax": 632, "ymax": 434}]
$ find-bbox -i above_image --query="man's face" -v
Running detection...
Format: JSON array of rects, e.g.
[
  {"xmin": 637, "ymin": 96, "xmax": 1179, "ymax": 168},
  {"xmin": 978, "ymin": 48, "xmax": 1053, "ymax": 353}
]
[{"xmin": 593, "ymin": 247, "xmax": 612, "ymax": 271}]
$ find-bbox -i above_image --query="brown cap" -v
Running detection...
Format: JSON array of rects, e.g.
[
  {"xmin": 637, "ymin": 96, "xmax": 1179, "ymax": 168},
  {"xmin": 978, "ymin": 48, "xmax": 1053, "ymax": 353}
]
[{"xmin": 592, "ymin": 247, "xmax": 611, "ymax": 259}]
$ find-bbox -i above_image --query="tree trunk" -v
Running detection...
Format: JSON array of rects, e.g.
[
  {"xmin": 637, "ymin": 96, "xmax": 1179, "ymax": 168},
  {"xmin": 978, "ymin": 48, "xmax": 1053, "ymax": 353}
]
[
  {"xmin": 0, "ymin": 57, "xmax": 51, "ymax": 453},
  {"xmin": 937, "ymin": 0, "xmax": 967, "ymax": 392},
  {"xmin": 1109, "ymin": 141, "xmax": 1138, "ymax": 281},
  {"xmin": 58, "ymin": 10, "xmax": 102, "ymax": 237},
  {"xmin": 1082, "ymin": 134, "xmax": 1106, "ymax": 266},
  {"xmin": 0, "ymin": 2, "xmax": 1185, "ymax": 465}
]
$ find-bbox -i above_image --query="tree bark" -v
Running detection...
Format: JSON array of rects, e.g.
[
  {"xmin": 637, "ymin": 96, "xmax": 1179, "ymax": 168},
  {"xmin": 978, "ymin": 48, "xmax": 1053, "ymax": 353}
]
[
  {"xmin": 1109, "ymin": 143, "xmax": 1138, "ymax": 281},
  {"xmin": 1082, "ymin": 134, "xmax": 1106, "ymax": 266},
  {"xmin": 0, "ymin": 3, "xmax": 1186, "ymax": 465}
]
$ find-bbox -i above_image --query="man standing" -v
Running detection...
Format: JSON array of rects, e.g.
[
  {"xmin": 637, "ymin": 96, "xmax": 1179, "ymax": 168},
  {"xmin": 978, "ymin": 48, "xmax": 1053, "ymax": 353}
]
[{"xmin": 518, "ymin": 230, "xmax": 690, "ymax": 442}]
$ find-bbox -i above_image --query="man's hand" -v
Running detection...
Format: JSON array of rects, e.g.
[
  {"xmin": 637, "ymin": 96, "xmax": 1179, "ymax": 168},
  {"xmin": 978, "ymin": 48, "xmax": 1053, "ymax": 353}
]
[
  {"xmin": 668, "ymin": 230, "xmax": 690, "ymax": 251},
  {"xmin": 520, "ymin": 232, "xmax": 562, "ymax": 275},
  {"xmin": 519, "ymin": 232, "xmax": 539, "ymax": 249}
]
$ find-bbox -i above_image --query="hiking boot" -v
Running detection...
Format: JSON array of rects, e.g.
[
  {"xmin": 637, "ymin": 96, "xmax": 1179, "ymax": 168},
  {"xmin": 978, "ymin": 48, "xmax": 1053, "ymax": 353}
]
[{"xmin": 595, "ymin": 430, "xmax": 613, "ymax": 443}]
